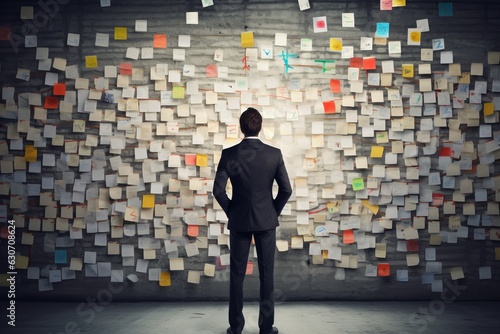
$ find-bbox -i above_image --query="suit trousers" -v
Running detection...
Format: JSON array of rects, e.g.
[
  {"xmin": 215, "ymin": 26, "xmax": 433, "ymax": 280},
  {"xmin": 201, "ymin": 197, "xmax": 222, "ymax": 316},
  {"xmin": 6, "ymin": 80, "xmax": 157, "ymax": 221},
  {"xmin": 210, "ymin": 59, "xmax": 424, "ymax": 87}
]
[{"xmin": 229, "ymin": 228, "xmax": 276, "ymax": 334}]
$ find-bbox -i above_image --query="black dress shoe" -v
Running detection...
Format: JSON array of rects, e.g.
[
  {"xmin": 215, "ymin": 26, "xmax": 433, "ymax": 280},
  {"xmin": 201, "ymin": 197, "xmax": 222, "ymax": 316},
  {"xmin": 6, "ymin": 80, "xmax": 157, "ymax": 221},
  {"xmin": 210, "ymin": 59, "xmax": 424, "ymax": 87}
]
[
  {"xmin": 227, "ymin": 327, "xmax": 241, "ymax": 334},
  {"xmin": 260, "ymin": 327, "xmax": 279, "ymax": 334}
]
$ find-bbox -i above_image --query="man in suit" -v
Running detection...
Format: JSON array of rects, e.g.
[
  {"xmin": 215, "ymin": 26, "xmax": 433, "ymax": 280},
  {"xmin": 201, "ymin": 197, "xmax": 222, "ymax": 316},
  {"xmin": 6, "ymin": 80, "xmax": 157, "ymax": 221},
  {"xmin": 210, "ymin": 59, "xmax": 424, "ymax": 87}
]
[{"xmin": 213, "ymin": 107, "xmax": 292, "ymax": 334}]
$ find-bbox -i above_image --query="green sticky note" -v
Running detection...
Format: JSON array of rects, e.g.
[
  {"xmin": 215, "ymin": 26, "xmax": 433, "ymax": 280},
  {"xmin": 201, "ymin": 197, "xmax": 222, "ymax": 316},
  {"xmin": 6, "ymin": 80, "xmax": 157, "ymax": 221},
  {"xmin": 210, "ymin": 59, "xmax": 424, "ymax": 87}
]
[
  {"xmin": 172, "ymin": 86, "xmax": 185, "ymax": 99},
  {"xmin": 352, "ymin": 178, "xmax": 365, "ymax": 191}
]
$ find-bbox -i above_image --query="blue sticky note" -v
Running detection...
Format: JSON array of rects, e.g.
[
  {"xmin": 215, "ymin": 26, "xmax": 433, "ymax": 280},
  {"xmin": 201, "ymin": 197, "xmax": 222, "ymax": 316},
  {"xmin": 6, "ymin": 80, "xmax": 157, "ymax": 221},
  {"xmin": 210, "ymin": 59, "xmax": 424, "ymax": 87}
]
[
  {"xmin": 376, "ymin": 22, "xmax": 390, "ymax": 38},
  {"xmin": 55, "ymin": 250, "xmax": 67, "ymax": 264},
  {"xmin": 439, "ymin": 2, "xmax": 453, "ymax": 17}
]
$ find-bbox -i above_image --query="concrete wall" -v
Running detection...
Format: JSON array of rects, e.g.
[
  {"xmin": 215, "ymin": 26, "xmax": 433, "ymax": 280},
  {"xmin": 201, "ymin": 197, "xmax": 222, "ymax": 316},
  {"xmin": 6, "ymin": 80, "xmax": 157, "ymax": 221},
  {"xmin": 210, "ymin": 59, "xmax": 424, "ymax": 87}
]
[{"xmin": 0, "ymin": 0, "xmax": 500, "ymax": 302}]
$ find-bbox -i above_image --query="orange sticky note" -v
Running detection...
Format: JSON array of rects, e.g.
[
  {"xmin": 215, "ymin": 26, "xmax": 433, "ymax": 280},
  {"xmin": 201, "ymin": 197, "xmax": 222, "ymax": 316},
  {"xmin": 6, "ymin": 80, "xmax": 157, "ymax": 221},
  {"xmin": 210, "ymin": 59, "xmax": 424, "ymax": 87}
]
[
  {"xmin": 154, "ymin": 34, "xmax": 167, "ymax": 48},
  {"xmin": 343, "ymin": 230, "xmax": 355, "ymax": 244},
  {"xmin": 114, "ymin": 27, "xmax": 127, "ymax": 40},
  {"xmin": 323, "ymin": 100, "xmax": 336, "ymax": 114},
  {"xmin": 350, "ymin": 57, "xmax": 363, "ymax": 68},
  {"xmin": 330, "ymin": 79, "xmax": 341, "ymax": 93},
  {"xmin": 241, "ymin": 31, "xmax": 254, "ymax": 48},
  {"xmin": 142, "ymin": 194, "xmax": 155, "ymax": 209},
  {"xmin": 185, "ymin": 154, "xmax": 197, "ymax": 165},
  {"xmin": 196, "ymin": 154, "xmax": 208, "ymax": 167},
  {"xmin": 44, "ymin": 96, "xmax": 59, "ymax": 109},
  {"xmin": 159, "ymin": 272, "xmax": 171, "ymax": 286},
  {"xmin": 496, "ymin": 247, "xmax": 500, "ymax": 260},
  {"xmin": 484, "ymin": 102, "xmax": 494, "ymax": 116},
  {"xmin": 85, "ymin": 55, "xmax": 98, "ymax": 68},
  {"xmin": 370, "ymin": 146, "xmax": 384, "ymax": 158},
  {"xmin": 378, "ymin": 263, "xmax": 390, "ymax": 277},
  {"xmin": 25, "ymin": 144, "xmax": 37, "ymax": 162},
  {"xmin": 329, "ymin": 38, "xmax": 343, "ymax": 51},
  {"xmin": 363, "ymin": 57, "xmax": 376, "ymax": 70},
  {"xmin": 0, "ymin": 27, "xmax": 10, "ymax": 41},
  {"xmin": 53, "ymin": 83, "xmax": 66, "ymax": 96},
  {"xmin": 187, "ymin": 225, "xmax": 199, "ymax": 237},
  {"xmin": 206, "ymin": 64, "xmax": 218, "ymax": 78}
]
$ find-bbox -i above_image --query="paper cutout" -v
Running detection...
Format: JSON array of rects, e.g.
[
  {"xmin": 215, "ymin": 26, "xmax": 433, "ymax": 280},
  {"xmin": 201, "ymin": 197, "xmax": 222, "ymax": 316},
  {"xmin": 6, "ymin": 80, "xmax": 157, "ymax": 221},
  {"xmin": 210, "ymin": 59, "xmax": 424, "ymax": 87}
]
[
  {"xmin": 313, "ymin": 16, "xmax": 328, "ymax": 33},
  {"xmin": 25, "ymin": 145, "xmax": 37, "ymax": 162},
  {"xmin": 85, "ymin": 55, "xmax": 98, "ymax": 68}
]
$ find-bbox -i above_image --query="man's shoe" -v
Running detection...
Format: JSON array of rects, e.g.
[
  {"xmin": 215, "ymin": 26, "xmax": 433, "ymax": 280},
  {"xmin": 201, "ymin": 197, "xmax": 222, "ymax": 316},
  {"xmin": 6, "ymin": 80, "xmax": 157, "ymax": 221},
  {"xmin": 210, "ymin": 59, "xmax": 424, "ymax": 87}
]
[
  {"xmin": 260, "ymin": 327, "xmax": 279, "ymax": 334},
  {"xmin": 227, "ymin": 327, "xmax": 241, "ymax": 334}
]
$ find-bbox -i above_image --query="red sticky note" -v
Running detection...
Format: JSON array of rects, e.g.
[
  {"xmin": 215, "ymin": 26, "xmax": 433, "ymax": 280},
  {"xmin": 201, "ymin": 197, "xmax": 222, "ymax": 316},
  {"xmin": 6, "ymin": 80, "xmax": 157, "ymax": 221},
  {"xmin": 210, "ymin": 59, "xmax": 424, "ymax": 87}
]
[
  {"xmin": 0, "ymin": 27, "xmax": 10, "ymax": 41},
  {"xmin": 120, "ymin": 63, "xmax": 133, "ymax": 75},
  {"xmin": 206, "ymin": 64, "xmax": 218, "ymax": 78},
  {"xmin": 432, "ymin": 193, "xmax": 444, "ymax": 206},
  {"xmin": 378, "ymin": 263, "xmax": 390, "ymax": 277},
  {"xmin": 363, "ymin": 57, "xmax": 376, "ymax": 70},
  {"xmin": 439, "ymin": 147, "xmax": 453, "ymax": 157},
  {"xmin": 246, "ymin": 262, "xmax": 254, "ymax": 275},
  {"xmin": 154, "ymin": 34, "xmax": 167, "ymax": 48},
  {"xmin": 185, "ymin": 153, "xmax": 196, "ymax": 166},
  {"xmin": 330, "ymin": 79, "xmax": 341, "ymax": 93},
  {"xmin": 343, "ymin": 230, "xmax": 355, "ymax": 244},
  {"xmin": 53, "ymin": 83, "xmax": 66, "ymax": 96},
  {"xmin": 44, "ymin": 96, "xmax": 59, "ymax": 109},
  {"xmin": 0, "ymin": 226, "xmax": 9, "ymax": 238},
  {"xmin": 406, "ymin": 240, "xmax": 419, "ymax": 252},
  {"xmin": 323, "ymin": 100, "xmax": 336, "ymax": 114},
  {"xmin": 187, "ymin": 225, "xmax": 199, "ymax": 237},
  {"xmin": 350, "ymin": 57, "xmax": 363, "ymax": 68}
]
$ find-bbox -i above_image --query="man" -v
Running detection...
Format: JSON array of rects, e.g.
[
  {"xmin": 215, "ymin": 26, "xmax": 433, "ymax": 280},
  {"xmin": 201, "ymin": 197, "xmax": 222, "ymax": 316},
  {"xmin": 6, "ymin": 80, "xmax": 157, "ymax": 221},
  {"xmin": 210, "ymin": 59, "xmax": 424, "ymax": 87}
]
[{"xmin": 213, "ymin": 107, "xmax": 292, "ymax": 334}]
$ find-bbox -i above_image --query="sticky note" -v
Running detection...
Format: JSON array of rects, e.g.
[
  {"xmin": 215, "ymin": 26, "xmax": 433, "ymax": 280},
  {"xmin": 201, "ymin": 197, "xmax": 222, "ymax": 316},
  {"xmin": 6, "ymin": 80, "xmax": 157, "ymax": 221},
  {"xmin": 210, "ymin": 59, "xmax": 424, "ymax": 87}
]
[
  {"xmin": 402, "ymin": 64, "xmax": 414, "ymax": 78},
  {"xmin": 142, "ymin": 194, "xmax": 155, "ymax": 209},
  {"xmin": 206, "ymin": 64, "xmax": 218, "ymax": 78},
  {"xmin": 439, "ymin": 2, "xmax": 453, "ymax": 17},
  {"xmin": 323, "ymin": 100, "xmax": 336, "ymax": 114},
  {"xmin": 352, "ymin": 178, "xmax": 364, "ymax": 191},
  {"xmin": 172, "ymin": 86, "xmax": 185, "ymax": 99},
  {"xmin": 241, "ymin": 31, "xmax": 254, "ymax": 48},
  {"xmin": 54, "ymin": 250, "xmax": 67, "ymax": 264},
  {"xmin": 187, "ymin": 225, "xmax": 199, "ymax": 237},
  {"xmin": 393, "ymin": 0, "xmax": 406, "ymax": 7},
  {"xmin": 484, "ymin": 102, "xmax": 494, "ymax": 116},
  {"xmin": 361, "ymin": 200, "xmax": 379, "ymax": 214},
  {"xmin": 120, "ymin": 63, "xmax": 133, "ymax": 75},
  {"xmin": 114, "ymin": 27, "xmax": 127, "ymax": 40},
  {"xmin": 376, "ymin": 22, "xmax": 390, "ymax": 38},
  {"xmin": 329, "ymin": 38, "xmax": 343, "ymax": 51},
  {"xmin": 330, "ymin": 79, "xmax": 341, "ymax": 93},
  {"xmin": 343, "ymin": 230, "xmax": 355, "ymax": 244},
  {"xmin": 196, "ymin": 154, "xmax": 208, "ymax": 167},
  {"xmin": 0, "ymin": 27, "xmax": 10, "ymax": 41},
  {"xmin": 371, "ymin": 146, "xmax": 384, "ymax": 158},
  {"xmin": 154, "ymin": 34, "xmax": 167, "ymax": 48},
  {"xmin": 363, "ymin": 57, "xmax": 376, "ymax": 70},
  {"xmin": 378, "ymin": 263, "xmax": 390, "ymax": 276},
  {"xmin": 159, "ymin": 272, "xmax": 171, "ymax": 286},
  {"xmin": 380, "ymin": 0, "xmax": 392, "ymax": 10},
  {"xmin": 85, "ymin": 55, "xmax": 98, "ymax": 68},
  {"xmin": 44, "ymin": 96, "xmax": 59, "ymax": 109},
  {"xmin": 53, "ymin": 83, "xmax": 66, "ymax": 96}
]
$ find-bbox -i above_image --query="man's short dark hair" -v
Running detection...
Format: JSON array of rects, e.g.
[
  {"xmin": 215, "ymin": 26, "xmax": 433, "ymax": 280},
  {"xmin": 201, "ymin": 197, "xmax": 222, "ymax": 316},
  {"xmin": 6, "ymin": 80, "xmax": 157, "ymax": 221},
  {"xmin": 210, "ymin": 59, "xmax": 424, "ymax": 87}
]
[{"xmin": 240, "ymin": 107, "xmax": 262, "ymax": 137}]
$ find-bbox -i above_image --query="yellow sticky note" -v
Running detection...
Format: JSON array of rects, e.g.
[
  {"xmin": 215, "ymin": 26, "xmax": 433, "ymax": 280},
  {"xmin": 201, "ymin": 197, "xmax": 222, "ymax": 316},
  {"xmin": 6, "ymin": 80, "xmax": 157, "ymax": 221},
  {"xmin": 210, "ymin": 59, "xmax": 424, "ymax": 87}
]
[
  {"xmin": 361, "ymin": 200, "xmax": 379, "ymax": 215},
  {"xmin": 114, "ymin": 27, "xmax": 127, "ymax": 40},
  {"xmin": 496, "ymin": 247, "xmax": 500, "ymax": 261},
  {"xmin": 196, "ymin": 154, "xmax": 208, "ymax": 167},
  {"xmin": 484, "ymin": 102, "xmax": 494, "ymax": 117},
  {"xmin": 409, "ymin": 31, "xmax": 421, "ymax": 43},
  {"xmin": 330, "ymin": 38, "xmax": 343, "ymax": 51},
  {"xmin": 142, "ymin": 194, "xmax": 155, "ymax": 209},
  {"xmin": 370, "ymin": 146, "xmax": 384, "ymax": 158},
  {"xmin": 241, "ymin": 31, "xmax": 254, "ymax": 48},
  {"xmin": 85, "ymin": 55, "xmax": 98, "ymax": 68},
  {"xmin": 393, "ymin": 0, "xmax": 406, "ymax": 7},
  {"xmin": 402, "ymin": 64, "xmax": 414, "ymax": 78},
  {"xmin": 25, "ymin": 144, "xmax": 37, "ymax": 162},
  {"xmin": 15, "ymin": 255, "xmax": 29, "ymax": 269},
  {"xmin": 172, "ymin": 86, "xmax": 185, "ymax": 99},
  {"xmin": 159, "ymin": 272, "xmax": 171, "ymax": 286}
]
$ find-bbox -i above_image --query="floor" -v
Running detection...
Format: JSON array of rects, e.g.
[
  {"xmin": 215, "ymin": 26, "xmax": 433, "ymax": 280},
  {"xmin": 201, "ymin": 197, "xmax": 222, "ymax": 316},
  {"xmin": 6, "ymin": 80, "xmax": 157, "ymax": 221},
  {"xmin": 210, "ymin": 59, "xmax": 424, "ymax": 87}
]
[{"xmin": 1, "ymin": 300, "xmax": 498, "ymax": 334}]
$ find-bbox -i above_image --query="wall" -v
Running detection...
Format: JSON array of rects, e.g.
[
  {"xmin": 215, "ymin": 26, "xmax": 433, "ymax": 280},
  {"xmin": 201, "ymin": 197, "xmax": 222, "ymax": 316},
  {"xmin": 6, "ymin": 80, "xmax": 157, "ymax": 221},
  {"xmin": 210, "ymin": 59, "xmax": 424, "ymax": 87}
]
[{"xmin": 0, "ymin": 0, "xmax": 500, "ymax": 302}]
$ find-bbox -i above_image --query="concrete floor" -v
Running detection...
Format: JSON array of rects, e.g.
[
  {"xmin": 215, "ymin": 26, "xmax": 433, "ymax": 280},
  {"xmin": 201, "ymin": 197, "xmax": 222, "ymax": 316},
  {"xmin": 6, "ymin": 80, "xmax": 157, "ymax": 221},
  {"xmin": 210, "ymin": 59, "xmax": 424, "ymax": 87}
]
[{"xmin": 1, "ymin": 300, "xmax": 498, "ymax": 334}]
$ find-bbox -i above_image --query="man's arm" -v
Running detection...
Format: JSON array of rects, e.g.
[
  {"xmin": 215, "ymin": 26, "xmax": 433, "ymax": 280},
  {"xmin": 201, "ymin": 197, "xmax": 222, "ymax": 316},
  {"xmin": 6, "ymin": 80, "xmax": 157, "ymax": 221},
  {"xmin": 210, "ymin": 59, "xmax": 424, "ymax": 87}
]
[
  {"xmin": 273, "ymin": 152, "xmax": 292, "ymax": 216},
  {"xmin": 213, "ymin": 151, "xmax": 231, "ymax": 215}
]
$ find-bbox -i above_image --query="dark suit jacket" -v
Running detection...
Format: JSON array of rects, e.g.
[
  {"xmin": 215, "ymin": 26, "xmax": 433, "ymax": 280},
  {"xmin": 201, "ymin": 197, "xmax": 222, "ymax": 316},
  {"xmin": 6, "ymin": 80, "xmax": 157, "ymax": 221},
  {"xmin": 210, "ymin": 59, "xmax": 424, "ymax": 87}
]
[{"xmin": 213, "ymin": 138, "xmax": 292, "ymax": 232}]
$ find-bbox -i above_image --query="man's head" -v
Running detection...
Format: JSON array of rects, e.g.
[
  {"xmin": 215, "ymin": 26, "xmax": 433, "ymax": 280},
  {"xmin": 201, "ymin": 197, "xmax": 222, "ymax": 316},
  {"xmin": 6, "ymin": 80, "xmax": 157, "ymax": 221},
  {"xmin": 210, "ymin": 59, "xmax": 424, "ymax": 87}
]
[{"xmin": 239, "ymin": 107, "xmax": 262, "ymax": 137}]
